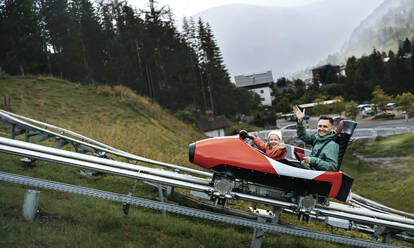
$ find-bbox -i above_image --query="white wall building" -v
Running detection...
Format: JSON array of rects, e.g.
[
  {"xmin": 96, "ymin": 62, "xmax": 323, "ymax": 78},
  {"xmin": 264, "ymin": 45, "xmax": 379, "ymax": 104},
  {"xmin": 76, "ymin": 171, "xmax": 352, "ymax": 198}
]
[
  {"xmin": 197, "ymin": 115, "xmax": 231, "ymax": 138},
  {"xmin": 234, "ymin": 70, "xmax": 274, "ymax": 106}
]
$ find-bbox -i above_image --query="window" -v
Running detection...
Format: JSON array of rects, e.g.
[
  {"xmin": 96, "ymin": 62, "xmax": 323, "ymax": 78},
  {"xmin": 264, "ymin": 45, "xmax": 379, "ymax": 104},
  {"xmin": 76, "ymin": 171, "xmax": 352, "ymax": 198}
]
[{"xmin": 260, "ymin": 90, "xmax": 264, "ymax": 94}]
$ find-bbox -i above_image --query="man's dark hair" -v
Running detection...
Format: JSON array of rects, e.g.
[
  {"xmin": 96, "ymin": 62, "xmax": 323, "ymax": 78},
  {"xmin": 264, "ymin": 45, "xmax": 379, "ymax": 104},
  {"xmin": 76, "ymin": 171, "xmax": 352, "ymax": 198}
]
[{"xmin": 318, "ymin": 116, "xmax": 334, "ymax": 125}]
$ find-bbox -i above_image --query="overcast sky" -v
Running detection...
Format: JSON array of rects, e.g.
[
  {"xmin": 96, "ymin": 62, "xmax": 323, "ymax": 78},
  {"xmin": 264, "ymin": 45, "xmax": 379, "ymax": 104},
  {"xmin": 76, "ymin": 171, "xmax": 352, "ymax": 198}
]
[{"xmin": 129, "ymin": 0, "xmax": 325, "ymax": 19}]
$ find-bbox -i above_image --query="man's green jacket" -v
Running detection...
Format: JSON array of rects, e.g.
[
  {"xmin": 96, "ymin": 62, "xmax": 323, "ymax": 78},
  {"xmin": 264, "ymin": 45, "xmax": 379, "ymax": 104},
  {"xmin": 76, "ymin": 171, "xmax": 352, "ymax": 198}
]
[{"xmin": 296, "ymin": 122, "xmax": 339, "ymax": 171}]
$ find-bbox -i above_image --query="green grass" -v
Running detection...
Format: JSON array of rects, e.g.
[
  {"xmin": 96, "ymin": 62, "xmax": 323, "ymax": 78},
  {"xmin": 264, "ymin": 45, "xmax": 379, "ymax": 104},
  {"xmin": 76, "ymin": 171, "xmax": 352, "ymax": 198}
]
[
  {"xmin": 342, "ymin": 134, "xmax": 414, "ymax": 213},
  {"xmin": 0, "ymin": 75, "xmax": 413, "ymax": 247},
  {"xmin": 349, "ymin": 133, "xmax": 414, "ymax": 157}
]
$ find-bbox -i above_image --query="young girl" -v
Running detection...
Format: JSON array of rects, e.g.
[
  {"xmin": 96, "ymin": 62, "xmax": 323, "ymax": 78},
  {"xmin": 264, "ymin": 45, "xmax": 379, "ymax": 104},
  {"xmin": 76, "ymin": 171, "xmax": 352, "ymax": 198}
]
[{"xmin": 253, "ymin": 131, "xmax": 287, "ymax": 160}]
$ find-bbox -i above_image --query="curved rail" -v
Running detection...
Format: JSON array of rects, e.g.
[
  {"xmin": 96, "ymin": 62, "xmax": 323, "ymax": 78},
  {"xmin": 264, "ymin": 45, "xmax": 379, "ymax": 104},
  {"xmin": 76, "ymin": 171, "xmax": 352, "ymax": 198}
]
[
  {"xmin": 1, "ymin": 110, "xmax": 414, "ymax": 243},
  {"xmin": 0, "ymin": 137, "xmax": 210, "ymax": 185},
  {"xmin": 1, "ymin": 137, "xmax": 414, "ymax": 234},
  {"xmin": 0, "ymin": 110, "xmax": 212, "ymax": 177},
  {"xmin": 351, "ymin": 193, "xmax": 414, "ymax": 219}
]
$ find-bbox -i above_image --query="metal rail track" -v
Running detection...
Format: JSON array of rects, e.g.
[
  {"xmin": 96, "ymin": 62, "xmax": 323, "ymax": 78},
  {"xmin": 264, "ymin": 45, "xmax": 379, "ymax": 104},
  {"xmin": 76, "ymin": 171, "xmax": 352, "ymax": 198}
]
[
  {"xmin": 1, "ymin": 110, "xmax": 410, "ymax": 219},
  {"xmin": 0, "ymin": 110, "xmax": 212, "ymax": 177},
  {"xmin": 0, "ymin": 171, "xmax": 401, "ymax": 248},
  {"xmin": 1, "ymin": 110, "xmax": 414, "ymax": 243},
  {"xmin": 0, "ymin": 137, "xmax": 210, "ymax": 186},
  {"xmin": 1, "ymin": 137, "xmax": 414, "ymax": 234}
]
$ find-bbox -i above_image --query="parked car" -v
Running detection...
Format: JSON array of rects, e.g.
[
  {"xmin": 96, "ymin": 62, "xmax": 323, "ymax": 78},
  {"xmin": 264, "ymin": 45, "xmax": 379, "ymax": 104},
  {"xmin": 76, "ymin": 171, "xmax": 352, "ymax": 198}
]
[
  {"xmin": 281, "ymin": 124, "xmax": 297, "ymax": 130},
  {"xmin": 362, "ymin": 107, "xmax": 375, "ymax": 118},
  {"xmin": 372, "ymin": 110, "xmax": 395, "ymax": 119},
  {"xmin": 407, "ymin": 110, "xmax": 414, "ymax": 118},
  {"xmin": 385, "ymin": 102, "xmax": 396, "ymax": 109}
]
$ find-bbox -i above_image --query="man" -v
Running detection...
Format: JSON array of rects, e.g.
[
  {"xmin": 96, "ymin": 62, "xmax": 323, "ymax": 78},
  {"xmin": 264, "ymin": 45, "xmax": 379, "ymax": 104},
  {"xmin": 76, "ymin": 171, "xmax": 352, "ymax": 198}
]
[{"xmin": 292, "ymin": 106, "xmax": 339, "ymax": 171}]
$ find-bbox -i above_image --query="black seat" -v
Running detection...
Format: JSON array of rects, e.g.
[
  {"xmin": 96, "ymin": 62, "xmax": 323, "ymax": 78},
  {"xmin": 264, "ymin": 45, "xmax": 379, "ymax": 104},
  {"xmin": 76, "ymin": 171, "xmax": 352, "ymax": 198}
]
[{"xmin": 335, "ymin": 120, "xmax": 357, "ymax": 171}]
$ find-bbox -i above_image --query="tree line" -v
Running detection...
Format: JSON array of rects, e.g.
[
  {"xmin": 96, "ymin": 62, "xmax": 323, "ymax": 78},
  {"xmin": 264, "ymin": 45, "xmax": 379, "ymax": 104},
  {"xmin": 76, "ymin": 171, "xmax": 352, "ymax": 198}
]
[
  {"xmin": 272, "ymin": 38, "xmax": 414, "ymax": 115},
  {"xmin": 1, "ymin": 0, "xmax": 413, "ymax": 125},
  {"xmin": 0, "ymin": 0, "xmax": 260, "ymax": 121}
]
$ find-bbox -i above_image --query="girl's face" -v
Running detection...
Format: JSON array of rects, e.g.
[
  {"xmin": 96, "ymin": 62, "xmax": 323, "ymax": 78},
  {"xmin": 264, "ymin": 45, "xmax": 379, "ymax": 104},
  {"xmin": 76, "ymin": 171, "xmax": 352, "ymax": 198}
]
[{"xmin": 268, "ymin": 134, "xmax": 281, "ymax": 147}]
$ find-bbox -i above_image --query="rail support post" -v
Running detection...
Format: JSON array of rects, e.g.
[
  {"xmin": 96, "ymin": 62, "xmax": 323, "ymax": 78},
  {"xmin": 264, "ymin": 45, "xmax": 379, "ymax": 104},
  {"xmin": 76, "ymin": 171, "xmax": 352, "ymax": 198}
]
[
  {"xmin": 250, "ymin": 216, "xmax": 266, "ymax": 248},
  {"xmin": 22, "ymin": 189, "xmax": 40, "ymax": 221},
  {"xmin": 165, "ymin": 168, "xmax": 177, "ymax": 198},
  {"xmin": 271, "ymin": 206, "xmax": 281, "ymax": 224},
  {"xmin": 371, "ymin": 225, "xmax": 385, "ymax": 242},
  {"xmin": 165, "ymin": 186, "xmax": 174, "ymax": 197},
  {"xmin": 157, "ymin": 184, "xmax": 166, "ymax": 216},
  {"xmin": 123, "ymin": 179, "xmax": 137, "ymax": 217}
]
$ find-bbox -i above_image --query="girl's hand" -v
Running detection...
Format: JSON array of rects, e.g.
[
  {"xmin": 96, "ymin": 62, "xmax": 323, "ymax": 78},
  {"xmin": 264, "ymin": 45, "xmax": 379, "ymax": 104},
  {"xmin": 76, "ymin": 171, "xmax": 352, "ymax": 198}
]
[{"xmin": 279, "ymin": 143, "xmax": 286, "ymax": 149}]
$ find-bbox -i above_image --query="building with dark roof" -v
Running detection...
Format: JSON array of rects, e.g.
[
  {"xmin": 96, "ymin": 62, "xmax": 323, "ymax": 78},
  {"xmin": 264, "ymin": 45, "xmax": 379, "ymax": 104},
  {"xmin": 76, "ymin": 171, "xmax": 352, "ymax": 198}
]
[
  {"xmin": 234, "ymin": 70, "xmax": 274, "ymax": 106},
  {"xmin": 197, "ymin": 115, "xmax": 232, "ymax": 137},
  {"xmin": 311, "ymin": 64, "xmax": 342, "ymax": 85}
]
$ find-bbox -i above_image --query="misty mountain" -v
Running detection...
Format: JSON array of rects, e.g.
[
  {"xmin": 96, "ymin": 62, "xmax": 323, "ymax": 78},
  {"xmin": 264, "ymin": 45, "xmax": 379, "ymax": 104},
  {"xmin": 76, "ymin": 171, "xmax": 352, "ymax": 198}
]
[
  {"xmin": 187, "ymin": 0, "xmax": 383, "ymax": 79},
  {"xmin": 338, "ymin": 0, "xmax": 414, "ymax": 60}
]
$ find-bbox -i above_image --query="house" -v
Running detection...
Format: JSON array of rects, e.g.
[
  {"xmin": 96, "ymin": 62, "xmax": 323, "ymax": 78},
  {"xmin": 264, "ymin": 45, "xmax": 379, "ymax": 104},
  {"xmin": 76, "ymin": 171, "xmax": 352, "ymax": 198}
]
[
  {"xmin": 197, "ymin": 115, "xmax": 232, "ymax": 137},
  {"xmin": 311, "ymin": 64, "xmax": 343, "ymax": 84},
  {"xmin": 234, "ymin": 70, "xmax": 274, "ymax": 106}
]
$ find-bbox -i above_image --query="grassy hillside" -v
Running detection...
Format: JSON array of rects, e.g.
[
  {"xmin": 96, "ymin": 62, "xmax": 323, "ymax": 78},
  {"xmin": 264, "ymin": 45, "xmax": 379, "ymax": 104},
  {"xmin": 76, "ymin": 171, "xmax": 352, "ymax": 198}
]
[
  {"xmin": 0, "ymin": 75, "xmax": 413, "ymax": 247},
  {"xmin": 343, "ymin": 134, "xmax": 414, "ymax": 213},
  {"xmin": 0, "ymin": 74, "xmax": 205, "ymax": 165}
]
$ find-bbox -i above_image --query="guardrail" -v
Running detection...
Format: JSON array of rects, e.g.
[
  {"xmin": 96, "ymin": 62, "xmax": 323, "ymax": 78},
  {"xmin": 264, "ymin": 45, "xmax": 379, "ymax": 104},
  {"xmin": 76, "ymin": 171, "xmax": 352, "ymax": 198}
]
[
  {"xmin": 1, "ymin": 110, "xmax": 413, "ymax": 246},
  {"xmin": 0, "ymin": 171, "xmax": 401, "ymax": 248},
  {"xmin": 252, "ymin": 127, "xmax": 414, "ymax": 141}
]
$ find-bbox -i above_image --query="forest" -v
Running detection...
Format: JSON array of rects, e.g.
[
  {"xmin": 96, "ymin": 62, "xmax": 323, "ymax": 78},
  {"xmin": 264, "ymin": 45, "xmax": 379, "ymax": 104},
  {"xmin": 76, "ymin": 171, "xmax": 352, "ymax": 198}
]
[
  {"xmin": 1, "ymin": 0, "xmax": 413, "ymax": 123},
  {"xmin": 273, "ymin": 38, "xmax": 414, "ymax": 115},
  {"xmin": 0, "ymin": 0, "xmax": 261, "ymax": 122}
]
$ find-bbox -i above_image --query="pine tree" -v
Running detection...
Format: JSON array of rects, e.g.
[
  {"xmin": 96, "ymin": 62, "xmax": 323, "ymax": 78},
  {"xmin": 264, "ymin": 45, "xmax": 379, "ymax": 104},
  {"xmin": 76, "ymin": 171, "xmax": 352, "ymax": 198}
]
[{"xmin": 0, "ymin": 0, "xmax": 46, "ymax": 75}]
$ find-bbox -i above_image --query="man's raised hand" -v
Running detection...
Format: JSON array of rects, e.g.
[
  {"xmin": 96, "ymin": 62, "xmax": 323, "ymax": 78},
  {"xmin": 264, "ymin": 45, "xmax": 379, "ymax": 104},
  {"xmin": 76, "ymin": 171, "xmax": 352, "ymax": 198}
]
[{"xmin": 292, "ymin": 105, "xmax": 305, "ymax": 123}]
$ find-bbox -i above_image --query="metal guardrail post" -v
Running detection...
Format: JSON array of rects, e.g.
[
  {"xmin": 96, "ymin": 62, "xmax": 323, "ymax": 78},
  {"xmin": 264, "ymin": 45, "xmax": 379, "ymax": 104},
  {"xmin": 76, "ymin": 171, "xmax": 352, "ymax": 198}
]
[
  {"xmin": 22, "ymin": 189, "xmax": 40, "ymax": 221},
  {"xmin": 166, "ymin": 169, "xmax": 177, "ymax": 197},
  {"xmin": 123, "ymin": 179, "xmax": 138, "ymax": 217},
  {"xmin": 166, "ymin": 186, "xmax": 174, "ymax": 197},
  {"xmin": 158, "ymin": 184, "xmax": 166, "ymax": 216},
  {"xmin": 271, "ymin": 206, "xmax": 281, "ymax": 224},
  {"xmin": 251, "ymin": 216, "xmax": 266, "ymax": 248}
]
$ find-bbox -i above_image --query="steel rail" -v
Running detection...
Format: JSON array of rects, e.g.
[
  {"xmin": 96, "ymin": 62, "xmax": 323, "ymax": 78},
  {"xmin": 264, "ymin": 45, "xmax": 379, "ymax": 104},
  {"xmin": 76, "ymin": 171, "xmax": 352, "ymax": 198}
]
[
  {"xmin": 350, "ymin": 200, "xmax": 399, "ymax": 216},
  {"xmin": 0, "ymin": 142, "xmax": 298, "ymax": 210},
  {"xmin": 0, "ymin": 111, "xmax": 212, "ymax": 177},
  {"xmin": 351, "ymin": 193, "xmax": 414, "ymax": 219},
  {"xmin": 1, "ymin": 141, "xmax": 414, "ymax": 234},
  {"xmin": 0, "ymin": 144, "xmax": 212, "ymax": 193},
  {"xmin": 0, "ymin": 137, "xmax": 210, "ymax": 185},
  {"xmin": 0, "ymin": 171, "xmax": 401, "ymax": 248},
  {"xmin": 325, "ymin": 202, "xmax": 414, "ymax": 226},
  {"xmin": 314, "ymin": 208, "xmax": 414, "ymax": 233},
  {"xmin": 1, "ymin": 126, "xmax": 413, "ymax": 234}
]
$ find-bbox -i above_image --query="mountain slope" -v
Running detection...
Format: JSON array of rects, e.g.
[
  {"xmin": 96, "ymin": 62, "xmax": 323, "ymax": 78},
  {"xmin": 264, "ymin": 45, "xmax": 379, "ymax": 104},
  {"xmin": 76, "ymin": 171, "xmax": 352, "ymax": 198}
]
[
  {"xmin": 187, "ymin": 0, "xmax": 383, "ymax": 78},
  {"xmin": 336, "ymin": 0, "xmax": 414, "ymax": 62}
]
